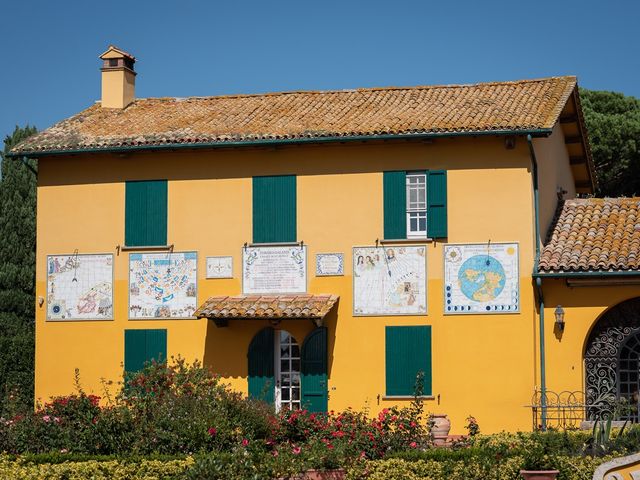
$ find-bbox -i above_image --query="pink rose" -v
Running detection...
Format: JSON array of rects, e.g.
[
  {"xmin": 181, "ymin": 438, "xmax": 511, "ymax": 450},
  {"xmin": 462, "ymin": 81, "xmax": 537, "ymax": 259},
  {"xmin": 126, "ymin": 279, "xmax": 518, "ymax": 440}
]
[
  {"xmin": 292, "ymin": 445, "xmax": 301, "ymax": 455},
  {"xmin": 242, "ymin": 438, "xmax": 249, "ymax": 447}
]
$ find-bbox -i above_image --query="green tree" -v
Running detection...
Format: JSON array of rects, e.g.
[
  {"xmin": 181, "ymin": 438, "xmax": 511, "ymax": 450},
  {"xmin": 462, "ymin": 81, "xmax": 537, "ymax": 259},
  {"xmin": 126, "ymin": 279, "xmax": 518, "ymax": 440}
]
[
  {"xmin": 580, "ymin": 88, "xmax": 640, "ymax": 196},
  {"xmin": 0, "ymin": 125, "xmax": 38, "ymax": 414}
]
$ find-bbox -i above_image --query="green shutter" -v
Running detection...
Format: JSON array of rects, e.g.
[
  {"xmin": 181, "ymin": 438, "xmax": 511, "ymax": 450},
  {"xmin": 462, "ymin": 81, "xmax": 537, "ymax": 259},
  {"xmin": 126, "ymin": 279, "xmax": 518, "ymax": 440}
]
[
  {"xmin": 427, "ymin": 170, "xmax": 447, "ymax": 238},
  {"xmin": 253, "ymin": 175, "xmax": 297, "ymax": 243},
  {"xmin": 301, "ymin": 327, "xmax": 328, "ymax": 413},
  {"xmin": 145, "ymin": 329, "xmax": 167, "ymax": 364},
  {"xmin": 124, "ymin": 329, "xmax": 167, "ymax": 374},
  {"xmin": 125, "ymin": 180, "xmax": 168, "ymax": 247},
  {"xmin": 384, "ymin": 171, "xmax": 407, "ymax": 239},
  {"xmin": 124, "ymin": 330, "xmax": 147, "ymax": 373},
  {"xmin": 385, "ymin": 326, "xmax": 432, "ymax": 396},
  {"xmin": 248, "ymin": 327, "xmax": 275, "ymax": 404}
]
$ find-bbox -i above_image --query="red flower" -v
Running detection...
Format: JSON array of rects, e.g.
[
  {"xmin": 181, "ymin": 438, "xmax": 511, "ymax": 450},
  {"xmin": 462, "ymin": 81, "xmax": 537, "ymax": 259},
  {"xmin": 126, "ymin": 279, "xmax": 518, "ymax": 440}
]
[
  {"xmin": 292, "ymin": 445, "xmax": 301, "ymax": 455},
  {"xmin": 208, "ymin": 427, "xmax": 217, "ymax": 437},
  {"xmin": 242, "ymin": 438, "xmax": 249, "ymax": 447},
  {"xmin": 410, "ymin": 441, "xmax": 417, "ymax": 448}
]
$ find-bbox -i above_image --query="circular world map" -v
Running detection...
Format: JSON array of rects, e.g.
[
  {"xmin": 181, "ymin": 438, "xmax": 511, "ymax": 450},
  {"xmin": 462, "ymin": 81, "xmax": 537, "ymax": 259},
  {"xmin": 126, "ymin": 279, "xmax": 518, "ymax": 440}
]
[{"xmin": 458, "ymin": 255, "xmax": 506, "ymax": 302}]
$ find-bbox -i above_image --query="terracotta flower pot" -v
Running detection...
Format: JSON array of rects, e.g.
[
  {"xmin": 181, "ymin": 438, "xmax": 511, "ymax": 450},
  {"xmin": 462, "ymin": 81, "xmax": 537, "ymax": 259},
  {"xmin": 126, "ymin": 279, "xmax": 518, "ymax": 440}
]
[
  {"xmin": 519, "ymin": 470, "xmax": 559, "ymax": 480},
  {"xmin": 301, "ymin": 468, "xmax": 346, "ymax": 480},
  {"xmin": 430, "ymin": 413, "xmax": 451, "ymax": 446}
]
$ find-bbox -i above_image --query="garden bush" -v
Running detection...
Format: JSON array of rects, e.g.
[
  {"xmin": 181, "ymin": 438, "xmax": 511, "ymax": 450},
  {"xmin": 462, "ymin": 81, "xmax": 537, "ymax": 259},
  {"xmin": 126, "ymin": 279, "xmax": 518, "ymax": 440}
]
[
  {"xmin": 2, "ymin": 358, "xmax": 637, "ymax": 479},
  {"xmin": 346, "ymin": 455, "xmax": 615, "ymax": 480},
  {"xmin": 0, "ymin": 454, "xmax": 193, "ymax": 480}
]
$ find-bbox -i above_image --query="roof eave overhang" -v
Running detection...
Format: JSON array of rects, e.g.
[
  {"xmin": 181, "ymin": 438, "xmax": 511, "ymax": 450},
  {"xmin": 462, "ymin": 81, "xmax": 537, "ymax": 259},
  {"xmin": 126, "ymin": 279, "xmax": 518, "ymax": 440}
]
[
  {"xmin": 557, "ymin": 87, "xmax": 597, "ymax": 194},
  {"xmin": 534, "ymin": 270, "xmax": 640, "ymax": 278},
  {"xmin": 7, "ymin": 128, "xmax": 554, "ymax": 159},
  {"xmin": 200, "ymin": 315, "xmax": 327, "ymax": 328}
]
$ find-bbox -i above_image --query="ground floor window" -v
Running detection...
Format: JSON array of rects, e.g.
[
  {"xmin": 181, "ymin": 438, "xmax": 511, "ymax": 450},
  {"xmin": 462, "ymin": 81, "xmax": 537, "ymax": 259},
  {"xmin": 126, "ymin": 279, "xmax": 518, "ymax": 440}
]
[
  {"xmin": 124, "ymin": 329, "xmax": 167, "ymax": 374},
  {"xmin": 585, "ymin": 297, "xmax": 640, "ymax": 421},
  {"xmin": 275, "ymin": 330, "xmax": 301, "ymax": 411},
  {"xmin": 385, "ymin": 326, "xmax": 432, "ymax": 396},
  {"xmin": 248, "ymin": 327, "xmax": 327, "ymax": 412}
]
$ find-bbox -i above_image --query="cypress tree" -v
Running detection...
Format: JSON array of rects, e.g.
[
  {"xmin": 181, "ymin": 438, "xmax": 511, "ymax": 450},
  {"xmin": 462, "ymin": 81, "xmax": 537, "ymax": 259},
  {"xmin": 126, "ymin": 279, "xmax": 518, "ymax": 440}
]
[{"xmin": 0, "ymin": 126, "xmax": 38, "ymax": 414}]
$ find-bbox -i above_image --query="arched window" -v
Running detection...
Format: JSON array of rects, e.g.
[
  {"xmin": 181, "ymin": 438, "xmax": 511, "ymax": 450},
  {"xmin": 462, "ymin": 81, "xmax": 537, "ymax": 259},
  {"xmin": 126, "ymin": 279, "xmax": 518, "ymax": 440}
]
[
  {"xmin": 276, "ymin": 330, "xmax": 301, "ymax": 411},
  {"xmin": 618, "ymin": 333, "xmax": 640, "ymax": 421},
  {"xmin": 585, "ymin": 298, "xmax": 640, "ymax": 420},
  {"xmin": 248, "ymin": 327, "xmax": 327, "ymax": 413}
]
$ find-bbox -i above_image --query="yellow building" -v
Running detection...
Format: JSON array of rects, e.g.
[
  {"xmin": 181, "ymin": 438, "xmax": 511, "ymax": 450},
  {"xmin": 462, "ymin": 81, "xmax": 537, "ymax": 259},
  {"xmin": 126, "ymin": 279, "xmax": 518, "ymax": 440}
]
[{"xmin": 10, "ymin": 45, "xmax": 636, "ymax": 434}]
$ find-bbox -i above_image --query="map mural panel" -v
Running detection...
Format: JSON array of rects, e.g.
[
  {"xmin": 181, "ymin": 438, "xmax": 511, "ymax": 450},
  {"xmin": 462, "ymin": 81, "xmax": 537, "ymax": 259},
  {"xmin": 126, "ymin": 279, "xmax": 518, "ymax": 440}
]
[
  {"xmin": 47, "ymin": 254, "xmax": 113, "ymax": 320},
  {"xmin": 129, "ymin": 252, "xmax": 197, "ymax": 319},
  {"xmin": 353, "ymin": 246, "xmax": 427, "ymax": 316},
  {"xmin": 444, "ymin": 243, "xmax": 519, "ymax": 314}
]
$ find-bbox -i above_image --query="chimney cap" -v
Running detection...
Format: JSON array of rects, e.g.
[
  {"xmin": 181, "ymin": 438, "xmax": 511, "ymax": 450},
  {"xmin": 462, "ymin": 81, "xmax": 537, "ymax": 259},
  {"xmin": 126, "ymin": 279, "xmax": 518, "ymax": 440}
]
[{"xmin": 99, "ymin": 45, "xmax": 136, "ymax": 62}]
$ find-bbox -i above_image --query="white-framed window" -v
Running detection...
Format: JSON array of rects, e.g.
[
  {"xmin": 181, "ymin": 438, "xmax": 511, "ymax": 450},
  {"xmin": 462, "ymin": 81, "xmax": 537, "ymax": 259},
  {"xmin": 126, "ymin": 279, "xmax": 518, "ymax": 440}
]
[
  {"xmin": 406, "ymin": 172, "xmax": 427, "ymax": 238},
  {"xmin": 274, "ymin": 330, "xmax": 301, "ymax": 412}
]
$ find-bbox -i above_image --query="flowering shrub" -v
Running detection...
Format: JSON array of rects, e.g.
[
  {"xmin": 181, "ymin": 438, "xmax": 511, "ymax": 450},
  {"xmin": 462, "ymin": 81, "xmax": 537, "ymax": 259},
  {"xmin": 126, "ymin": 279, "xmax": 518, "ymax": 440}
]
[
  {"xmin": 0, "ymin": 358, "xmax": 272, "ymax": 455},
  {"xmin": 268, "ymin": 403, "xmax": 429, "ymax": 463}
]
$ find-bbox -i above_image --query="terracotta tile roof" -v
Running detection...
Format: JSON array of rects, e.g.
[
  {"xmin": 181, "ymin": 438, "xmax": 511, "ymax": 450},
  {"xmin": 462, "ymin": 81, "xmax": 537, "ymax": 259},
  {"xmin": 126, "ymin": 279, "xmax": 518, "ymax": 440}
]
[
  {"xmin": 11, "ymin": 76, "xmax": 578, "ymax": 155},
  {"xmin": 194, "ymin": 294, "xmax": 339, "ymax": 320},
  {"xmin": 539, "ymin": 198, "xmax": 640, "ymax": 273}
]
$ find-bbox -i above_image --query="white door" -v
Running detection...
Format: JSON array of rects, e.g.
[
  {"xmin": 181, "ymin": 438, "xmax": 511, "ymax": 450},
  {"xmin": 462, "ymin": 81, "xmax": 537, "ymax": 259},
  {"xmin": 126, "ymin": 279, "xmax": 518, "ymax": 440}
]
[{"xmin": 274, "ymin": 330, "xmax": 301, "ymax": 412}]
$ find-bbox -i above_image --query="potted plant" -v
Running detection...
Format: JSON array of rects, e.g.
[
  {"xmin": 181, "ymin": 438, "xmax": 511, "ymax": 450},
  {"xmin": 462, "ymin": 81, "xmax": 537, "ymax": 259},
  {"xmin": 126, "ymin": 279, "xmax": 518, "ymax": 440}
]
[{"xmin": 520, "ymin": 446, "xmax": 559, "ymax": 480}]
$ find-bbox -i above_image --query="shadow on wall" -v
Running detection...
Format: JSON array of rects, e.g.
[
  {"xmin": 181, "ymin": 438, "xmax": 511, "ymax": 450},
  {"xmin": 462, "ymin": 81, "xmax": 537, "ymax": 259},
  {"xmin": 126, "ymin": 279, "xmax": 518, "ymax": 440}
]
[
  {"xmin": 202, "ymin": 306, "xmax": 339, "ymax": 383},
  {"xmin": 38, "ymin": 137, "xmax": 528, "ymax": 187}
]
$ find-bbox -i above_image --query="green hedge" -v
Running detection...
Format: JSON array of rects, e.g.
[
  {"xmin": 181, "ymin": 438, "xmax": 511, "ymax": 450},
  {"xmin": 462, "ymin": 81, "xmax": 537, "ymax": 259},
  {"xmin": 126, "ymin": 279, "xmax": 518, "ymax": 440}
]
[
  {"xmin": 0, "ymin": 455, "xmax": 193, "ymax": 480},
  {"xmin": 346, "ymin": 456, "xmax": 615, "ymax": 480}
]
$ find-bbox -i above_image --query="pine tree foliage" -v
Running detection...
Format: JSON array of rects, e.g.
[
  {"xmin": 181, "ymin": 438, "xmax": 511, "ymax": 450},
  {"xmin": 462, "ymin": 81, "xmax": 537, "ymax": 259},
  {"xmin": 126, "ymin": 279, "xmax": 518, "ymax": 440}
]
[
  {"xmin": 580, "ymin": 88, "xmax": 640, "ymax": 197},
  {"xmin": 0, "ymin": 125, "xmax": 38, "ymax": 414}
]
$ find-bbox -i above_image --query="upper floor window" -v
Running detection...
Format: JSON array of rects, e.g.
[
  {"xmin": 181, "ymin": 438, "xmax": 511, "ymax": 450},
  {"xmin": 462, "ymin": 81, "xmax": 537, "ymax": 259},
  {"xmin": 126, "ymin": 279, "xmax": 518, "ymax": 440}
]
[
  {"xmin": 253, "ymin": 175, "xmax": 297, "ymax": 243},
  {"xmin": 406, "ymin": 172, "xmax": 427, "ymax": 238},
  {"xmin": 125, "ymin": 179, "xmax": 168, "ymax": 247},
  {"xmin": 383, "ymin": 170, "xmax": 448, "ymax": 240}
]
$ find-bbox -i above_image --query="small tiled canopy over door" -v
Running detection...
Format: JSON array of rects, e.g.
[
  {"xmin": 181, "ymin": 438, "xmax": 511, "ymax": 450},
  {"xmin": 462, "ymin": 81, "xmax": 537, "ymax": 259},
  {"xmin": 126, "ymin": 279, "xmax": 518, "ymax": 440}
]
[
  {"xmin": 247, "ymin": 327, "xmax": 275, "ymax": 404},
  {"xmin": 124, "ymin": 329, "xmax": 167, "ymax": 374},
  {"xmin": 253, "ymin": 175, "xmax": 297, "ymax": 243},
  {"xmin": 125, "ymin": 180, "xmax": 168, "ymax": 247},
  {"xmin": 385, "ymin": 326, "xmax": 432, "ymax": 396},
  {"xmin": 301, "ymin": 327, "xmax": 328, "ymax": 413}
]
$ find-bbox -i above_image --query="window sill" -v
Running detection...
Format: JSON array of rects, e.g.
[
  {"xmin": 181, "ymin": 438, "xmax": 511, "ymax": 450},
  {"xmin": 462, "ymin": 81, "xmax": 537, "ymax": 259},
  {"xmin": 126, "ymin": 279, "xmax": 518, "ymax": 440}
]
[
  {"xmin": 119, "ymin": 244, "xmax": 174, "ymax": 252},
  {"xmin": 382, "ymin": 395, "xmax": 435, "ymax": 400},
  {"xmin": 247, "ymin": 241, "xmax": 303, "ymax": 247},
  {"xmin": 379, "ymin": 238, "xmax": 433, "ymax": 244}
]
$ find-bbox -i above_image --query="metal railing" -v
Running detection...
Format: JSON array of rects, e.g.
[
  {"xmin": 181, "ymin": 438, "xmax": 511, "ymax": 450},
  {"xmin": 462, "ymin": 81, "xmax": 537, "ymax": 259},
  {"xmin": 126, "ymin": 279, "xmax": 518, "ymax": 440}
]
[{"xmin": 527, "ymin": 390, "xmax": 592, "ymax": 430}]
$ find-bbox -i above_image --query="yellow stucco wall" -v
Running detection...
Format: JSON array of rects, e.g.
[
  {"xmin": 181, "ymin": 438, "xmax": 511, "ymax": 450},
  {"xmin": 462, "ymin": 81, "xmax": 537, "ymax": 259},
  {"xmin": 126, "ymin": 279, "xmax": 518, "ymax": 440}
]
[
  {"xmin": 101, "ymin": 69, "xmax": 135, "ymax": 108},
  {"xmin": 540, "ymin": 280, "xmax": 640, "ymax": 396},
  {"xmin": 534, "ymin": 124, "xmax": 577, "ymax": 237},
  {"xmin": 36, "ymin": 135, "xmax": 554, "ymax": 433}
]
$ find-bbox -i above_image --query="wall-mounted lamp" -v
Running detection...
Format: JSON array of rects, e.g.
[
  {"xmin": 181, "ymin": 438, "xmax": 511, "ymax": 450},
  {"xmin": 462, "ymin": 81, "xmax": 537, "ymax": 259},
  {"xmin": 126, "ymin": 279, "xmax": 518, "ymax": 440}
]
[{"xmin": 554, "ymin": 305, "xmax": 565, "ymax": 332}]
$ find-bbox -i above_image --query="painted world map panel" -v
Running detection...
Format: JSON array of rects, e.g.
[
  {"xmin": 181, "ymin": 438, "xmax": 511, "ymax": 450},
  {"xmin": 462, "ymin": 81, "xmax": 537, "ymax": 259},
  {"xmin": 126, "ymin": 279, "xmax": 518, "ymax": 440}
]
[
  {"xmin": 353, "ymin": 246, "xmax": 427, "ymax": 316},
  {"xmin": 129, "ymin": 252, "xmax": 197, "ymax": 319},
  {"xmin": 47, "ymin": 254, "xmax": 113, "ymax": 320},
  {"xmin": 444, "ymin": 243, "xmax": 519, "ymax": 314}
]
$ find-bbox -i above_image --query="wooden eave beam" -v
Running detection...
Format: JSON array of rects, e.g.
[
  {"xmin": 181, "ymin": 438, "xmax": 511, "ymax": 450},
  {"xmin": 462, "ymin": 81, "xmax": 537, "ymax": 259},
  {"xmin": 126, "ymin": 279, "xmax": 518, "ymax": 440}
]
[{"xmin": 570, "ymin": 156, "xmax": 586, "ymax": 165}]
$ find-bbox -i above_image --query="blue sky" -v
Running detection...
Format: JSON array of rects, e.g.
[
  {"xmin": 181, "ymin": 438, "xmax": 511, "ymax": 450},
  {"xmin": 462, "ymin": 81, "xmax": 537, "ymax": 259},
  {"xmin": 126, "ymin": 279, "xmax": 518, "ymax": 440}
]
[{"xmin": 1, "ymin": 0, "xmax": 639, "ymax": 142}]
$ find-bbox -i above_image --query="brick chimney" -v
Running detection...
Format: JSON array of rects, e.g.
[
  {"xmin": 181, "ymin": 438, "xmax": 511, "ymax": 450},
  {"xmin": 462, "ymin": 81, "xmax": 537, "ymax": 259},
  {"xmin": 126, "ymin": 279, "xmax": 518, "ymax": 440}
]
[{"xmin": 99, "ymin": 46, "xmax": 136, "ymax": 109}]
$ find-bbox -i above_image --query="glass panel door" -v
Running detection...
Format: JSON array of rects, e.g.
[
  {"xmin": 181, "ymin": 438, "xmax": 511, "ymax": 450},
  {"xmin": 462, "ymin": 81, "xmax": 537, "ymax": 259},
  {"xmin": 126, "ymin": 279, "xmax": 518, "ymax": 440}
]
[{"xmin": 275, "ymin": 330, "xmax": 301, "ymax": 412}]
